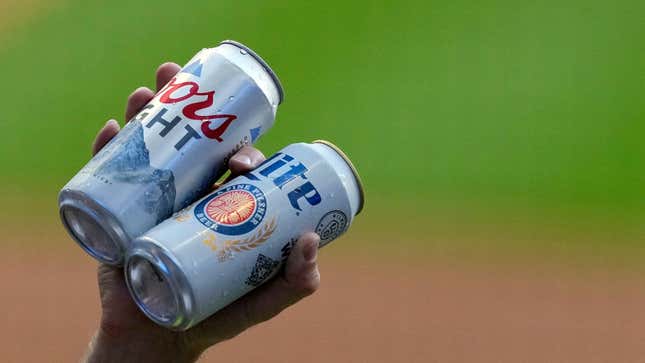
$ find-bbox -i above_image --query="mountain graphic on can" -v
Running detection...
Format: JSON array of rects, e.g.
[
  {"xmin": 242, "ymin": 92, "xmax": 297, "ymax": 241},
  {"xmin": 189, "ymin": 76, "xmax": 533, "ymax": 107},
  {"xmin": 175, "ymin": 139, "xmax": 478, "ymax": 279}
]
[{"xmin": 58, "ymin": 40, "xmax": 284, "ymax": 265}]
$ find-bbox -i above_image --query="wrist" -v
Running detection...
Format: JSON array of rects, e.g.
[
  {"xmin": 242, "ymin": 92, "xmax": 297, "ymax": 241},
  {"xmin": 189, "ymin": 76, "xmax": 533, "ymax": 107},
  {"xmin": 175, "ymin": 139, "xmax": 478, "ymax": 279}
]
[{"xmin": 84, "ymin": 322, "xmax": 202, "ymax": 363}]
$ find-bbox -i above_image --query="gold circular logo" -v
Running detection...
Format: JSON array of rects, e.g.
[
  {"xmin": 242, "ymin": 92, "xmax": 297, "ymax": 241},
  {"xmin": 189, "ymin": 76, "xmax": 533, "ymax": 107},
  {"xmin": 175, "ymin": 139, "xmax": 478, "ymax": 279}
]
[{"xmin": 205, "ymin": 190, "xmax": 256, "ymax": 225}]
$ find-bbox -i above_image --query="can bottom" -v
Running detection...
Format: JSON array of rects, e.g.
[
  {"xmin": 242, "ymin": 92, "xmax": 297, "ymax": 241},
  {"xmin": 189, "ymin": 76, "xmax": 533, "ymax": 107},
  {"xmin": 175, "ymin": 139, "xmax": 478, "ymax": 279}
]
[
  {"xmin": 125, "ymin": 238, "xmax": 195, "ymax": 331},
  {"xmin": 127, "ymin": 255, "xmax": 179, "ymax": 323},
  {"xmin": 59, "ymin": 189, "xmax": 127, "ymax": 265}
]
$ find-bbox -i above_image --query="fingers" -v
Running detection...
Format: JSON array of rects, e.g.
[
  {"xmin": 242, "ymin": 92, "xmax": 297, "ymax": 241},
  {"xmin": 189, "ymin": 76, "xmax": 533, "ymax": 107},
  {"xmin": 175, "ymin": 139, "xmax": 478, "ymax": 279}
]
[
  {"xmin": 213, "ymin": 147, "xmax": 267, "ymax": 188},
  {"xmin": 95, "ymin": 86, "xmax": 153, "ymax": 156},
  {"xmin": 124, "ymin": 62, "xmax": 180, "ymax": 121},
  {"xmin": 229, "ymin": 146, "xmax": 266, "ymax": 175},
  {"xmin": 92, "ymin": 120, "xmax": 121, "ymax": 156},
  {"xmin": 282, "ymin": 233, "xmax": 321, "ymax": 297},
  {"xmin": 125, "ymin": 87, "xmax": 155, "ymax": 122},
  {"xmin": 156, "ymin": 62, "xmax": 181, "ymax": 92},
  {"xmin": 95, "ymin": 62, "xmax": 180, "ymax": 154},
  {"xmin": 189, "ymin": 233, "xmax": 320, "ymax": 348},
  {"xmin": 244, "ymin": 232, "xmax": 321, "ymax": 319}
]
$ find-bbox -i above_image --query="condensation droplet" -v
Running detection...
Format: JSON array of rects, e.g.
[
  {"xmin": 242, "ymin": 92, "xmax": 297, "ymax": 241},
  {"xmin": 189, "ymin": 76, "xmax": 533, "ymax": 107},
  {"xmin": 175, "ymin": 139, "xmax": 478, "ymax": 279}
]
[{"xmin": 239, "ymin": 49, "xmax": 248, "ymax": 55}]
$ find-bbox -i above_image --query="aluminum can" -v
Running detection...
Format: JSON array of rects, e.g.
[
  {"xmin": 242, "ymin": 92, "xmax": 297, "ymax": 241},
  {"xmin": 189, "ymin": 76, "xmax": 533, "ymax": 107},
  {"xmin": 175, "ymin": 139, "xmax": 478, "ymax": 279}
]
[
  {"xmin": 58, "ymin": 40, "xmax": 283, "ymax": 265},
  {"xmin": 124, "ymin": 140, "xmax": 364, "ymax": 330}
]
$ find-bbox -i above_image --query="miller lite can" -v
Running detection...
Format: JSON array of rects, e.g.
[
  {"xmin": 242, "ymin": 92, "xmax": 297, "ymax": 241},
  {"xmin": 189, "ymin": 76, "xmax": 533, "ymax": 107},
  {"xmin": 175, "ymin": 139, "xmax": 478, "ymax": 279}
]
[
  {"xmin": 59, "ymin": 40, "xmax": 283, "ymax": 265},
  {"xmin": 124, "ymin": 140, "xmax": 364, "ymax": 330}
]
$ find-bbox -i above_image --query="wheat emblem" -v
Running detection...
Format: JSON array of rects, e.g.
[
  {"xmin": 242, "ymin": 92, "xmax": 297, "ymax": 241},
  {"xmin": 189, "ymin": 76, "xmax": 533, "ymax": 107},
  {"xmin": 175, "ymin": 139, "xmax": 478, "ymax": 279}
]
[
  {"xmin": 216, "ymin": 218, "xmax": 277, "ymax": 262},
  {"xmin": 202, "ymin": 232, "xmax": 217, "ymax": 251},
  {"xmin": 173, "ymin": 208, "xmax": 191, "ymax": 222}
]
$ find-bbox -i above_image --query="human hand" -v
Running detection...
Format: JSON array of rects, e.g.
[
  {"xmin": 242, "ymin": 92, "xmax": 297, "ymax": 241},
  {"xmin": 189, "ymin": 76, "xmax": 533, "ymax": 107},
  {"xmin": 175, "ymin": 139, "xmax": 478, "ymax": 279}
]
[{"xmin": 83, "ymin": 63, "xmax": 321, "ymax": 363}]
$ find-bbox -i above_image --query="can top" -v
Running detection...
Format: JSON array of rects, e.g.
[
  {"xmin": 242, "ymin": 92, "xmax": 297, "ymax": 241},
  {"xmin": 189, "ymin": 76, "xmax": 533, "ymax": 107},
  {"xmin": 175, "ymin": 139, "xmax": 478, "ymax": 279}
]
[
  {"xmin": 219, "ymin": 40, "xmax": 284, "ymax": 105},
  {"xmin": 313, "ymin": 140, "xmax": 365, "ymax": 215}
]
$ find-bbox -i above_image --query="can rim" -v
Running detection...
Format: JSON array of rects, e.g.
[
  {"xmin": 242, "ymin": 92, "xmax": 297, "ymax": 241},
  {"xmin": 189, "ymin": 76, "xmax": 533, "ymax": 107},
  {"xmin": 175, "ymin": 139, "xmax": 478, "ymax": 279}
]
[
  {"xmin": 312, "ymin": 140, "xmax": 365, "ymax": 215},
  {"xmin": 58, "ymin": 189, "xmax": 127, "ymax": 265},
  {"xmin": 219, "ymin": 40, "xmax": 284, "ymax": 105},
  {"xmin": 125, "ymin": 237, "xmax": 196, "ymax": 331}
]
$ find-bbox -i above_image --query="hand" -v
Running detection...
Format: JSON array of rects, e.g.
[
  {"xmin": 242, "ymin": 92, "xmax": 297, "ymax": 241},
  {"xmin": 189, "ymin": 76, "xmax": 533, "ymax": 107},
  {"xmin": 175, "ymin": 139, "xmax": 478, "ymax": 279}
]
[{"xmin": 83, "ymin": 63, "xmax": 321, "ymax": 363}]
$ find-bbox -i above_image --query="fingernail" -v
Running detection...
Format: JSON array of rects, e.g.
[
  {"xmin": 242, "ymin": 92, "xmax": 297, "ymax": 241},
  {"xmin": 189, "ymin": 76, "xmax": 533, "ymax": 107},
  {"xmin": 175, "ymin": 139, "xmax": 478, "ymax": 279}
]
[
  {"xmin": 232, "ymin": 154, "xmax": 251, "ymax": 166},
  {"xmin": 106, "ymin": 119, "xmax": 119, "ymax": 128},
  {"xmin": 303, "ymin": 238, "xmax": 318, "ymax": 262}
]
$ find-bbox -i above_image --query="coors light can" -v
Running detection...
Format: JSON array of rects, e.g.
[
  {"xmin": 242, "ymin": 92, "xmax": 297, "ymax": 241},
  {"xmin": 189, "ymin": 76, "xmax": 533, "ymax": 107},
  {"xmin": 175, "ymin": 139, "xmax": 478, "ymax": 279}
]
[
  {"xmin": 59, "ymin": 40, "xmax": 283, "ymax": 265},
  {"xmin": 124, "ymin": 140, "xmax": 364, "ymax": 330}
]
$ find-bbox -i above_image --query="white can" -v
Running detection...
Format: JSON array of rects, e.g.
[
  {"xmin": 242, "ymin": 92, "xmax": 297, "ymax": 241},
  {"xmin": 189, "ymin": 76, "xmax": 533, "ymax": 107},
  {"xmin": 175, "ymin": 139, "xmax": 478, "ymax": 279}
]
[
  {"xmin": 59, "ymin": 40, "xmax": 283, "ymax": 265},
  {"xmin": 125, "ymin": 140, "xmax": 364, "ymax": 330}
]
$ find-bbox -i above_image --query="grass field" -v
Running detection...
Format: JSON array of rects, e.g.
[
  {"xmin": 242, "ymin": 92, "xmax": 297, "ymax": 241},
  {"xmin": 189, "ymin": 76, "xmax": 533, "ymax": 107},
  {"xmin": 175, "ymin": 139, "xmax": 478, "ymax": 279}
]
[{"xmin": 2, "ymin": 0, "xmax": 645, "ymax": 235}]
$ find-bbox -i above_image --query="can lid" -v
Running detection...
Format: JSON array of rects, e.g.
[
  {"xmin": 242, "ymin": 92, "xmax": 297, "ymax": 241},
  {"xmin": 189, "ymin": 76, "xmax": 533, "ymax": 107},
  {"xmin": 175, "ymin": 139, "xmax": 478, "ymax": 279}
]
[
  {"xmin": 219, "ymin": 40, "xmax": 285, "ymax": 105},
  {"xmin": 313, "ymin": 140, "xmax": 365, "ymax": 215}
]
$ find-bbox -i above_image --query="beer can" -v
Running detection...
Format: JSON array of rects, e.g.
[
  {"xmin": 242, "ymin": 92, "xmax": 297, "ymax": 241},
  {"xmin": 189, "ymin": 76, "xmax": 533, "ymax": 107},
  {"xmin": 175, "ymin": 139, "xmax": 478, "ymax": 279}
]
[
  {"xmin": 58, "ymin": 40, "xmax": 283, "ymax": 265},
  {"xmin": 124, "ymin": 140, "xmax": 364, "ymax": 330}
]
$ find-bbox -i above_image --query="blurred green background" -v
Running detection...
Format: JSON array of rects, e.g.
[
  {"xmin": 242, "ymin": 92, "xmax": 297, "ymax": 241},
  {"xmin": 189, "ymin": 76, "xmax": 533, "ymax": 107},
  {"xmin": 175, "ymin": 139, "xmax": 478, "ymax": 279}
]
[{"xmin": 1, "ymin": 0, "xmax": 644, "ymax": 259}]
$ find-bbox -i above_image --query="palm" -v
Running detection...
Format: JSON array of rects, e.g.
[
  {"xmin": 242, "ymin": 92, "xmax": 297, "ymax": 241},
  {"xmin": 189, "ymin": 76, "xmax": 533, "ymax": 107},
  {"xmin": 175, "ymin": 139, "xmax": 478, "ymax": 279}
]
[{"xmin": 97, "ymin": 264, "xmax": 162, "ymax": 334}]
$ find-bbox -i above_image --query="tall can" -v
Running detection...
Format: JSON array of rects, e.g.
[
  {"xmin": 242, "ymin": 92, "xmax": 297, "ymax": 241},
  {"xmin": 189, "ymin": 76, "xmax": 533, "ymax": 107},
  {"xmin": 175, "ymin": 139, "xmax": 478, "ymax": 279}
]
[
  {"xmin": 124, "ymin": 140, "xmax": 364, "ymax": 330},
  {"xmin": 59, "ymin": 40, "xmax": 283, "ymax": 265}
]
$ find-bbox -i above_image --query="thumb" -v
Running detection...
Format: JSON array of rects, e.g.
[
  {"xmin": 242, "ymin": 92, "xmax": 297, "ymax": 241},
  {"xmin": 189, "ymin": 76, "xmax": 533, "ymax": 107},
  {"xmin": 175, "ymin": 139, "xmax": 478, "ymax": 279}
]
[{"xmin": 189, "ymin": 233, "xmax": 321, "ymax": 348}]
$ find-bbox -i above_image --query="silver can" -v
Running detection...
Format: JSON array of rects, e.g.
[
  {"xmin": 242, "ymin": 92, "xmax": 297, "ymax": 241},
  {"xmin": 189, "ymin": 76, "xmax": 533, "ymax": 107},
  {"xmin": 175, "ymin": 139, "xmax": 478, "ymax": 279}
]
[
  {"xmin": 124, "ymin": 140, "xmax": 364, "ymax": 330},
  {"xmin": 59, "ymin": 40, "xmax": 283, "ymax": 265}
]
